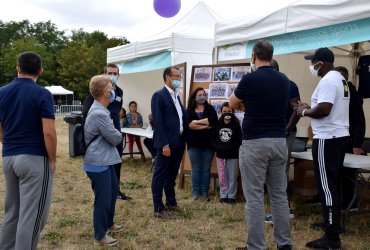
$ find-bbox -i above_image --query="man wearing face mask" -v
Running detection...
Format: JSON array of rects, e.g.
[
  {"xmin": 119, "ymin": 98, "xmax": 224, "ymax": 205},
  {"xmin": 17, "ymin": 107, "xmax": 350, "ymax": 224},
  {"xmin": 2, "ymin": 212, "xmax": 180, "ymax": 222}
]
[
  {"xmin": 82, "ymin": 63, "xmax": 132, "ymax": 201},
  {"xmin": 296, "ymin": 47, "xmax": 349, "ymax": 250},
  {"xmin": 230, "ymin": 40, "xmax": 292, "ymax": 250},
  {"xmin": 150, "ymin": 67, "xmax": 188, "ymax": 219}
]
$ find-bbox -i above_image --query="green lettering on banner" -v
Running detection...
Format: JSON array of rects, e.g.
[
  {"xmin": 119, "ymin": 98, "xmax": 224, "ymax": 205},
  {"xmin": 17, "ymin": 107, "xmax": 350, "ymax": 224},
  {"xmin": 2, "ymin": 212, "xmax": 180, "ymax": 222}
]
[{"xmin": 245, "ymin": 17, "xmax": 370, "ymax": 58}]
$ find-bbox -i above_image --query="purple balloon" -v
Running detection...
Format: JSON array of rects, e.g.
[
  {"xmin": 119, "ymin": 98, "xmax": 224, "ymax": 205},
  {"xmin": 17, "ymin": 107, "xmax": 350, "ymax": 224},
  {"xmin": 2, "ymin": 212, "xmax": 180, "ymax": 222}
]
[{"xmin": 153, "ymin": 0, "xmax": 181, "ymax": 18}]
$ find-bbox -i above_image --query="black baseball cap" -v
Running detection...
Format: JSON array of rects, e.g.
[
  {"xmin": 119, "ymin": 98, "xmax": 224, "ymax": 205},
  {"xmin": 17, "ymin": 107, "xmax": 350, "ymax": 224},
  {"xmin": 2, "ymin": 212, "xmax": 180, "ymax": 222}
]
[{"xmin": 304, "ymin": 47, "xmax": 334, "ymax": 63}]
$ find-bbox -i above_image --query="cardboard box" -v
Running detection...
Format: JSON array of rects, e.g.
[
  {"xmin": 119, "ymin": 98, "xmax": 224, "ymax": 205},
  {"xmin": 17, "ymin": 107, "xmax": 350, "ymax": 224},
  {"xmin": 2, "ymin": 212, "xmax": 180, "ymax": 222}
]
[{"xmin": 293, "ymin": 159, "xmax": 318, "ymax": 198}]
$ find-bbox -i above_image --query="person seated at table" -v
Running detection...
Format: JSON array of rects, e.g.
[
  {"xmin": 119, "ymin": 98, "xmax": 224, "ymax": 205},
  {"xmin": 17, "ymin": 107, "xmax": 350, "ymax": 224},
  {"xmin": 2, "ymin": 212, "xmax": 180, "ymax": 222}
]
[
  {"xmin": 126, "ymin": 101, "xmax": 145, "ymax": 159},
  {"xmin": 144, "ymin": 113, "xmax": 156, "ymax": 160},
  {"xmin": 119, "ymin": 107, "xmax": 127, "ymax": 128}
]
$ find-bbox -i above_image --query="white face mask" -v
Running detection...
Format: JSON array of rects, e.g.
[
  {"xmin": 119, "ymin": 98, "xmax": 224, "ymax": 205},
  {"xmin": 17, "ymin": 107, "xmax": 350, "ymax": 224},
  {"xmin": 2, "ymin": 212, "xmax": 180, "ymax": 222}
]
[{"xmin": 309, "ymin": 61, "xmax": 322, "ymax": 77}]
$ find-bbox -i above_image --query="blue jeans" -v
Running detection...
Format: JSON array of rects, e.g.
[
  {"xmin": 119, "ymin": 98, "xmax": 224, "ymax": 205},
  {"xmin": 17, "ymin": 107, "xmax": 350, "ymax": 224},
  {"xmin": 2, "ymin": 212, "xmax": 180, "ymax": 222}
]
[
  {"xmin": 187, "ymin": 147, "xmax": 214, "ymax": 198},
  {"xmin": 86, "ymin": 167, "xmax": 118, "ymax": 240}
]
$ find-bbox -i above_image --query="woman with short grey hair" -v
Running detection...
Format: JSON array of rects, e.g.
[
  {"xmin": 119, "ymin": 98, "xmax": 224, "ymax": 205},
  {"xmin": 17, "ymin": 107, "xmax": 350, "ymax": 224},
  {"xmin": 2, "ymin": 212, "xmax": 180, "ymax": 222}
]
[{"xmin": 83, "ymin": 75, "xmax": 123, "ymax": 247}]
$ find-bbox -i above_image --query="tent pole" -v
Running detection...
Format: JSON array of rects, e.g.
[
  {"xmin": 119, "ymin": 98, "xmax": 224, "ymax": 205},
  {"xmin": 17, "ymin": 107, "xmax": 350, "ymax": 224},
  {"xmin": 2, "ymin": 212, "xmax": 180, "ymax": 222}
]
[{"xmin": 351, "ymin": 43, "xmax": 360, "ymax": 88}]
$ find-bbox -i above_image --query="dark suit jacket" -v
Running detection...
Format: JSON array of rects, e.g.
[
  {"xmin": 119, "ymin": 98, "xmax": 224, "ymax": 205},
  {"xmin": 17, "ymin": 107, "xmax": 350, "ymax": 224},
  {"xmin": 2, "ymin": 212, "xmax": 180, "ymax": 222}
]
[{"xmin": 151, "ymin": 86, "xmax": 188, "ymax": 150}]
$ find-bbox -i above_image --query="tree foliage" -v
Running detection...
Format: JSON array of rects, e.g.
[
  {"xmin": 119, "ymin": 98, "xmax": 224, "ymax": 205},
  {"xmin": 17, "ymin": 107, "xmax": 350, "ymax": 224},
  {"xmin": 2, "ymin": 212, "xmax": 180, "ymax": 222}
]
[{"xmin": 0, "ymin": 20, "xmax": 129, "ymax": 102}]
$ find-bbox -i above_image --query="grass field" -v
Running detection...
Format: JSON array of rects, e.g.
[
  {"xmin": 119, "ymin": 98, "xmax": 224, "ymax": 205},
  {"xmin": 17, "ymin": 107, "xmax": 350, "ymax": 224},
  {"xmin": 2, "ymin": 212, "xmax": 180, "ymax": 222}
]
[{"xmin": 0, "ymin": 118, "xmax": 369, "ymax": 249}]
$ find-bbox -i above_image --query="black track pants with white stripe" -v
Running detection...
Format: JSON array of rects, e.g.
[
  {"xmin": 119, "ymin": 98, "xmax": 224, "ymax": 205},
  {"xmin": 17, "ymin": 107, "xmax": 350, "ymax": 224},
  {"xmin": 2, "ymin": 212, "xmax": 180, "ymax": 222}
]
[{"xmin": 312, "ymin": 136, "xmax": 349, "ymax": 242}]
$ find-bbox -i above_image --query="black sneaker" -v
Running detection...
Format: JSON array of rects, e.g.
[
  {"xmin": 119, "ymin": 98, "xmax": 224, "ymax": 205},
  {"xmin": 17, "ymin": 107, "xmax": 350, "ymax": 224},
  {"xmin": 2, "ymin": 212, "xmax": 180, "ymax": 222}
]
[
  {"xmin": 117, "ymin": 193, "xmax": 132, "ymax": 201},
  {"xmin": 219, "ymin": 198, "xmax": 228, "ymax": 203},
  {"xmin": 227, "ymin": 198, "xmax": 236, "ymax": 204},
  {"xmin": 277, "ymin": 245, "xmax": 292, "ymax": 250},
  {"xmin": 306, "ymin": 236, "xmax": 341, "ymax": 249}
]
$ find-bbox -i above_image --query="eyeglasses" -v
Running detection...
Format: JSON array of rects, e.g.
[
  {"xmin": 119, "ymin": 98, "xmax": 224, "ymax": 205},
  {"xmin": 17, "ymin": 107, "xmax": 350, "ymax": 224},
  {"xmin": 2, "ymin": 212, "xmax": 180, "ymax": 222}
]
[
  {"xmin": 171, "ymin": 74, "xmax": 182, "ymax": 78},
  {"xmin": 107, "ymin": 72, "xmax": 119, "ymax": 76}
]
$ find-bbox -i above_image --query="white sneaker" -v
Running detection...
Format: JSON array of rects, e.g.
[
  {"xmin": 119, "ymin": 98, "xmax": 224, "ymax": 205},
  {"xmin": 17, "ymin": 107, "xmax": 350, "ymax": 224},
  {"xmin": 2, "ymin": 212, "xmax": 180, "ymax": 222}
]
[
  {"xmin": 265, "ymin": 209, "xmax": 294, "ymax": 224},
  {"xmin": 94, "ymin": 234, "xmax": 118, "ymax": 246}
]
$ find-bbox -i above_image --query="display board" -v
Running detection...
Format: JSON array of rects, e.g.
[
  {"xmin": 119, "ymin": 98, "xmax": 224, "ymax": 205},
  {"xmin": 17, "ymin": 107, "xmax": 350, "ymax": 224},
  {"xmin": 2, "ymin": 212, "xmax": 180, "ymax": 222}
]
[
  {"xmin": 119, "ymin": 62, "xmax": 187, "ymax": 129},
  {"xmin": 179, "ymin": 63, "xmax": 250, "ymax": 188}
]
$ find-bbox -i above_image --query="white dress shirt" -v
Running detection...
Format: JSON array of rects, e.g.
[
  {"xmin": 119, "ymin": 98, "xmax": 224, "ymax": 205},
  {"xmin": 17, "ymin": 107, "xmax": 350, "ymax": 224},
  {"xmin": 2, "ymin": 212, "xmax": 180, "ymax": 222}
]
[{"xmin": 164, "ymin": 85, "xmax": 183, "ymax": 134}]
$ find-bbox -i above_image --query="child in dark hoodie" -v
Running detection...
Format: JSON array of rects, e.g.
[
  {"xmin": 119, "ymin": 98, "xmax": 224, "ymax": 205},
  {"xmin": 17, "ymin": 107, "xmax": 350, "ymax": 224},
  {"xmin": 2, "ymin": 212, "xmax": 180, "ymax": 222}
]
[{"xmin": 212, "ymin": 102, "xmax": 242, "ymax": 204}]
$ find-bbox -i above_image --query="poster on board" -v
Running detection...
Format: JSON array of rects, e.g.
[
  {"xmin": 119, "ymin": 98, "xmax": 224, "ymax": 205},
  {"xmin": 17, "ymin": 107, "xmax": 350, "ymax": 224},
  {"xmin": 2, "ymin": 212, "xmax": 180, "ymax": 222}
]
[
  {"xmin": 209, "ymin": 83, "xmax": 228, "ymax": 99},
  {"xmin": 193, "ymin": 67, "xmax": 212, "ymax": 82},
  {"xmin": 213, "ymin": 67, "xmax": 232, "ymax": 82}
]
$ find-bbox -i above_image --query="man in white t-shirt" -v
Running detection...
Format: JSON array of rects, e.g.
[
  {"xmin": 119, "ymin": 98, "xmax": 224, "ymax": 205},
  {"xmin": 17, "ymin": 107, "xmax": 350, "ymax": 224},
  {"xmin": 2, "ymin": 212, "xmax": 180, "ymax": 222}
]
[{"xmin": 296, "ymin": 47, "xmax": 349, "ymax": 250}]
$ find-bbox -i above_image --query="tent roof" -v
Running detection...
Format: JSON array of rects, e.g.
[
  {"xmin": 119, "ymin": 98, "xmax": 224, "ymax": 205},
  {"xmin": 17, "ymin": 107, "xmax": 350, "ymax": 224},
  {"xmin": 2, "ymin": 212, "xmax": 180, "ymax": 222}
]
[
  {"xmin": 45, "ymin": 86, "xmax": 73, "ymax": 95},
  {"xmin": 215, "ymin": 0, "xmax": 370, "ymax": 47},
  {"xmin": 107, "ymin": 1, "xmax": 222, "ymax": 64}
]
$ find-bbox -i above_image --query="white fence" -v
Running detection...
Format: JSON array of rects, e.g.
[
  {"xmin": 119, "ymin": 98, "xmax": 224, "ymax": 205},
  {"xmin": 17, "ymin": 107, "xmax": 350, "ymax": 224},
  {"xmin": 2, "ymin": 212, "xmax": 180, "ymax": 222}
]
[{"xmin": 54, "ymin": 105, "xmax": 83, "ymax": 118}]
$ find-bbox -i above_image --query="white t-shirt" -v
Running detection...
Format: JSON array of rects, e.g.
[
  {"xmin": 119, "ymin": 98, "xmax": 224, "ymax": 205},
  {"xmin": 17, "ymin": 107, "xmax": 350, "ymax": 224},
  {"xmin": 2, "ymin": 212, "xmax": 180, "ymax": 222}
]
[{"xmin": 311, "ymin": 70, "xmax": 350, "ymax": 139}]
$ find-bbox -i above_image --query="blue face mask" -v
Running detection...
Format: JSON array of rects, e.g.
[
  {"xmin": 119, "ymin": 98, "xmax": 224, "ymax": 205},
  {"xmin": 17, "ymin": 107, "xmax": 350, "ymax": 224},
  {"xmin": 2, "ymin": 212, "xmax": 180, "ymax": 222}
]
[
  {"xmin": 109, "ymin": 90, "xmax": 116, "ymax": 103},
  {"xmin": 110, "ymin": 76, "xmax": 118, "ymax": 84},
  {"xmin": 172, "ymin": 80, "xmax": 182, "ymax": 88}
]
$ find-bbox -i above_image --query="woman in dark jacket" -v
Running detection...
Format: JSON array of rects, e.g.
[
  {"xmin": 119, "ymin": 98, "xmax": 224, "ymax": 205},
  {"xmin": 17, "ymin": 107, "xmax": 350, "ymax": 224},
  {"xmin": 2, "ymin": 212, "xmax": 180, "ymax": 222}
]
[
  {"xmin": 212, "ymin": 102, "xmax": 242, "ymax": 204},
  {"xmin": 186, "ymin": 87, "xmax": 218, "ymax": 200}
]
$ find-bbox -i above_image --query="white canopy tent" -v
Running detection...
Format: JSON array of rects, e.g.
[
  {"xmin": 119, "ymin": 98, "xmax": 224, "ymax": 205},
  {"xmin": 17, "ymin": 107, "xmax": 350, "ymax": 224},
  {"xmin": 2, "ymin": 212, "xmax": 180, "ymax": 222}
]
[
  {"xmin": 108, "ymin": 1, "xmax": 222, "ymax": 74},
  {"xmin": 213, "ymin": 0, "xmax": 370, "ymax": 137},
  {"xmin": 215, "ymin": 0, "xmax": 370, "ymax": 49},
  {"xmin": 45, "ymin": 85, "xmax": 73, "ymax": 95},
  {"xmin": 45, "ymin": 85, "xmax": 74, "ymax": 105},
  {"xmin": 107, "ymin": 1, "xmax": 222, "ymax": 122}
]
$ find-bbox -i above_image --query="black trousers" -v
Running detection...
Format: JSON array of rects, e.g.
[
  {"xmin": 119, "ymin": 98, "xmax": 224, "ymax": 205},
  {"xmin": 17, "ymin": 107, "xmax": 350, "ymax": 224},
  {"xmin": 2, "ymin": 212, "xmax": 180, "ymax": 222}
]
[
  {"xmin": 151, "ymin": 136, "xmax": 185, "ymax": 212},
  {"xmin": 312, "ymin": 136, "xmax": 349, "ymax": 242}
]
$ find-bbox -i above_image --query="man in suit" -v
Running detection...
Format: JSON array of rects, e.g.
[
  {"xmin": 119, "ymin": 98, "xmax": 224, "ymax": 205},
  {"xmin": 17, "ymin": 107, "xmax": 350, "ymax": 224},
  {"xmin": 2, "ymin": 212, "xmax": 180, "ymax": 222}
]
[{"xmin": 151, "ymin": 66, "xmax": 187, "ymax": 219}]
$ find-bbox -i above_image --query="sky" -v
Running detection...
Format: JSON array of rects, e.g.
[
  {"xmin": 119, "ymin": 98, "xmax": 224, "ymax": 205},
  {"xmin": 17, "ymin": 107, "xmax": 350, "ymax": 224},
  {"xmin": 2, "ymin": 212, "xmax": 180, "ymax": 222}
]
[{"xmin": 0, "ymin": 0, "xmax": 296, "ymax": 42}]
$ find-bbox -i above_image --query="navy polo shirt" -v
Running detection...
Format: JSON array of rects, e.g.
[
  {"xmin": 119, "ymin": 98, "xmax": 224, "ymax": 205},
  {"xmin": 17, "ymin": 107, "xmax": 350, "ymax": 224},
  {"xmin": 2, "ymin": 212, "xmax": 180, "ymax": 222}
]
[
  {"xmin": 0, "ymin": 77, "xmax": 55, "ymax": 156},
  {"xmin": 234, "ymin": 66, "xmax": 290, "ymax": 140}
]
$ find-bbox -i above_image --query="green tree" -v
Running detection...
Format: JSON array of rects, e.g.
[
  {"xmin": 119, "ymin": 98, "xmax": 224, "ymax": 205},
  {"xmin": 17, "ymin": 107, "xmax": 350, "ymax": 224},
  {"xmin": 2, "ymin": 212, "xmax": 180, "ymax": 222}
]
[
  {"xmin": 0, "ymin": 20, "xmax": 31, "ymax": 49},
  {"xmin": 0, "ymin": 20, "xmax": 130, "ymax": 101},
  {"xmin": 0, "ymin": 20, "xmax": 67, "ymax": 84},
  {"xmin": 58, "ymin": 41, "xmax": 105, "ymax": 101},
  {"xmin": 58, "ymin": 29, "xmax": 129, "ymax": 101},
  {"xmin": 0, "ymin": 38, "xmax": 54, "ymax": 86}
]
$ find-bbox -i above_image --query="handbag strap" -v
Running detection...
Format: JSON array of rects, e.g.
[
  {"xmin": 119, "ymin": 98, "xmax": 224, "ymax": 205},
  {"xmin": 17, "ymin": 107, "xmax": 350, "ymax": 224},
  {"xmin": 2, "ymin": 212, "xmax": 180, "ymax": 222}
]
[{"xmin": 86, "ymin": 134, "xmax": 99, "ymax": 149}]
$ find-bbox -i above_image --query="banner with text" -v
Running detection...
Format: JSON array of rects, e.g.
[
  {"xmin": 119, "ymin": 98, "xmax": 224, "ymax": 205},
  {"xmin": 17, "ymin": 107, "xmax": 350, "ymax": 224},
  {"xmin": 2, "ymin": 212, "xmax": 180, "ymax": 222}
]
[{"xmin": 244, "ymin": 17, "xmax": 370, "ymax": 58}]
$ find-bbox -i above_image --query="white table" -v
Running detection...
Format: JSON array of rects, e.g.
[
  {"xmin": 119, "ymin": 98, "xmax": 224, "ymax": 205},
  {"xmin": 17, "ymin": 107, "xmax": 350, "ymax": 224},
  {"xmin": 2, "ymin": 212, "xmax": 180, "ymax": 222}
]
[
  {"xmin": 120, "ymin": 128, "xmax": 153, "ymax": 160},
  {"xmin": 121, "ymin": 127, "xmax": 153, "ymax": 139},
  {"xmin": 291, "ymin": 151, "xmax": 370, "ymax": 231}
]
